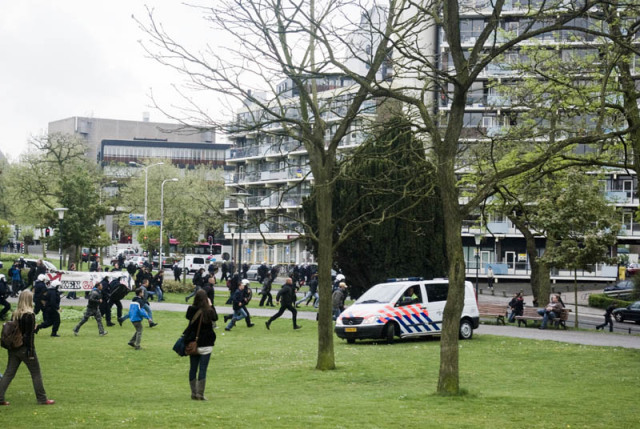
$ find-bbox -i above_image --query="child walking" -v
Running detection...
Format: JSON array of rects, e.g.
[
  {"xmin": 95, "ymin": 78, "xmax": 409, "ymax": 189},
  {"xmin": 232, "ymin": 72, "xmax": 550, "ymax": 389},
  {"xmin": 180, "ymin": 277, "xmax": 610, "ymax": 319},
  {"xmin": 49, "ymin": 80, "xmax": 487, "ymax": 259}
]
[{"xmin": 127, "ymin": 288, "xmax": 150, "ymax": 350}]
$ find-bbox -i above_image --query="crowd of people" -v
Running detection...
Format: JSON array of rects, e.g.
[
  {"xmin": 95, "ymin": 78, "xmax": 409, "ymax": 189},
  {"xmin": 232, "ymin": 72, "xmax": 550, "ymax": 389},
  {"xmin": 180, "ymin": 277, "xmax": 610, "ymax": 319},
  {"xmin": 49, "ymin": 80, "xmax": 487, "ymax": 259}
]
[{"xmin": 1, "ymin": 255, "xmax": 355, "ymax": 404}]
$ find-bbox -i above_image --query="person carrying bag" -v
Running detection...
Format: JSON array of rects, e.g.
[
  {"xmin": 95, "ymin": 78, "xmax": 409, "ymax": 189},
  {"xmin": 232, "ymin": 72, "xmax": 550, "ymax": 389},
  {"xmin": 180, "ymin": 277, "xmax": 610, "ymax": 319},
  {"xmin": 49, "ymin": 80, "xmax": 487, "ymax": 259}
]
[{"xmin": 183, "ymin": 289, "xmax": 217, "ymax": 400}]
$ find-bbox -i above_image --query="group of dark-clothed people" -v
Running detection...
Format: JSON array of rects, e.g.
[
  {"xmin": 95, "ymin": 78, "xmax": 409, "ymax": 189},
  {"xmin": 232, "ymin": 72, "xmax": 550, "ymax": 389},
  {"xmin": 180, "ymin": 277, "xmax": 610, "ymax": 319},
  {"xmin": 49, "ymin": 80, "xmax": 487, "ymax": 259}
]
[{"xmin": 1, "ymin": 255, "xmax": 352, "ymax": 405}]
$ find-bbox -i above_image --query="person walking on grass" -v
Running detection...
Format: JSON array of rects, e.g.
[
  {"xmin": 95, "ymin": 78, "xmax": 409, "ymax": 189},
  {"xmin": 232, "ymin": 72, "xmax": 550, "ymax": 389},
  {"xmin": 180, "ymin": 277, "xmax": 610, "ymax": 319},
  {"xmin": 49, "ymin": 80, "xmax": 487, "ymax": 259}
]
[
  {"xmin": 126, "ymin": 288, "xmax": 150, "ymax": 350},
  {"xmin": 0, "ymin": 290, "xmax": 55, "ymax": 406},
  {"xmin": 265, "ymin": 278, "xmax": 301, "ymax": 330},
  {"xmin": 73, "ymin": 282, "xmax": 108, "ymax": 337},
  {"xmin": 184, "ymin": 289, "xmax": 218, "ymax": 400}
]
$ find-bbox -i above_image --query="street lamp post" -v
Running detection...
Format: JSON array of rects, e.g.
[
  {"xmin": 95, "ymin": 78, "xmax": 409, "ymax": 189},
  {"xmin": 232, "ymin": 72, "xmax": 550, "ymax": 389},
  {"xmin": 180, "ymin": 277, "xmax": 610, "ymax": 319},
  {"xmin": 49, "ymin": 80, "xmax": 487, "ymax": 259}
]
[
  {"xmin": 474, "ymin": 233, "xmax": 483, "ymax": 298},
  {"xmin": 129, "ymin": 161, "xmax": 164, "ymax": 228},
  {"xmin": 54, "ymin": 208, "xmax": 68, "ymax": 270},
  {"xmin": 229, "ymin": 226, "xmax": 235, "ymax": 269},
  {"xmin": 159, "ymin": 178, "xmax": 179, "ymax": 268},
  {"xmin": 231, "ymin": 191, "xmax": 250, "ymax": 274}
]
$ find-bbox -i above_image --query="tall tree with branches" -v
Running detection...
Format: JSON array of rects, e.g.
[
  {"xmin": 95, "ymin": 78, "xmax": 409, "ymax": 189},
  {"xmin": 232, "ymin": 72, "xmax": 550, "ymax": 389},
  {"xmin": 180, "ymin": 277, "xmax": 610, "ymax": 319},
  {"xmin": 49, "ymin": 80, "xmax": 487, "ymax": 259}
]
[
  {"xmin": 359, "ymin": 0, "xmax": 624, "ymax": 394},
  {"xmin": 138, "ymin": 0, "xmax": 404, "ymax": 370}
]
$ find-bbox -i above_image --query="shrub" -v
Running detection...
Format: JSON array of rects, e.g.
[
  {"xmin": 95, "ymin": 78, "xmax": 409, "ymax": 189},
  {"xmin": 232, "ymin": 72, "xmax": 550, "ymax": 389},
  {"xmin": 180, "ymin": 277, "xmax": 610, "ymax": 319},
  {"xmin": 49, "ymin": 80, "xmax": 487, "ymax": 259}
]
[
  {"xmin": 162, "ymin": 279, "xmax": 192, "ymax": 293},
  {"xmin": 588, "ymin": 293, "xmax": 632, "ymax": 309}
]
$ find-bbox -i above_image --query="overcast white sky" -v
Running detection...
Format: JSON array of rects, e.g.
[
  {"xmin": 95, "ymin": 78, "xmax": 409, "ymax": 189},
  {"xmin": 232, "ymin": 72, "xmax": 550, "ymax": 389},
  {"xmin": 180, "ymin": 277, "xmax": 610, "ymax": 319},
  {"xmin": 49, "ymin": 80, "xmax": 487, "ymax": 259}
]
[{"xmin": 0, "ymin": 0, "xmax": 222, "ymax": 161}]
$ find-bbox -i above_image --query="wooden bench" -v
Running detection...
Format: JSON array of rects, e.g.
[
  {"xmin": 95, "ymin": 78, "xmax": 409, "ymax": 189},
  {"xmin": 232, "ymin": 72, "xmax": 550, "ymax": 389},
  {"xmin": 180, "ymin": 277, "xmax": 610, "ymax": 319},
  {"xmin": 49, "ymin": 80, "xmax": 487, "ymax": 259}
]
[
  {"xmin": 515, "ymin": 307, "xmax": 571, "ymax": 329},
  {"xmin": 478, "ymin": 303, "xmax": 508, "ymax": 325}
]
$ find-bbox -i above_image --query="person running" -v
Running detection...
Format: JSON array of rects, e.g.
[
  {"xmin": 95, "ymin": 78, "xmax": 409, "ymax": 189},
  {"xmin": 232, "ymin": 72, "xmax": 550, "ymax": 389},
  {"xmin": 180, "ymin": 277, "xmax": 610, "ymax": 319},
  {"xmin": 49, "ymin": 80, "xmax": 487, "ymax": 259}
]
[
  {"xmin": 0, "ymin": 290, "xmax": 55, "ymax": 406},
  {"xmin": 73, "ymin": 282, "xmax": 108, "ymax": 337},
  {"xmin": 596, "ymin": 303, "xmax": 616, "ymax": 332},
  {"xmin": 258, "ymin": 272, "xmax": 275, "ymax": 307},
  {"xmin": 34, "ymin": 280, "xmax": 61, "ymax": 337},
  {"xmin": 265, "ymin": 278, "xmax": 301, "ymax": 330},
  {"xmin": 126, "ymin": 288, "xmax": 151, "ymax": 350},
  {"xmin": 0, "ymin": 275, "xmax": 11, "ymax": 321}
]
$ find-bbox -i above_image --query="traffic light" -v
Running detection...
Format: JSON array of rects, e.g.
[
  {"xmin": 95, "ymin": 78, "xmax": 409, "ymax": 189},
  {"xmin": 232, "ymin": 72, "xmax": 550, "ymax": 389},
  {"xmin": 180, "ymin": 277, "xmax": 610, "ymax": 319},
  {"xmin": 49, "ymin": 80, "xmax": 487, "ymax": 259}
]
[{"xmin": 45, "ymin": 228, "xmax": 50, "ymax": 237}]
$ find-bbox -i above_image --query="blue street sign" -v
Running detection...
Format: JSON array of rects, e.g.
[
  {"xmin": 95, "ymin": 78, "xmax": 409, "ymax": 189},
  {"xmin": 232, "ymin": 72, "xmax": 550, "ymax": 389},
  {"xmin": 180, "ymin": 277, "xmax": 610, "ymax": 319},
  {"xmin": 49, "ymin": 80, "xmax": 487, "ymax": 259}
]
[
  {"xmin": 129, "ymin": 220, "xmax": 144, "ymax": 226},
  {"xmin": 129, "ymin": 214, "xmax": 144, "ymax": 220},
  {"xmin": 147, "ymin": 220, "xmax": 162, "ymax": 226}
]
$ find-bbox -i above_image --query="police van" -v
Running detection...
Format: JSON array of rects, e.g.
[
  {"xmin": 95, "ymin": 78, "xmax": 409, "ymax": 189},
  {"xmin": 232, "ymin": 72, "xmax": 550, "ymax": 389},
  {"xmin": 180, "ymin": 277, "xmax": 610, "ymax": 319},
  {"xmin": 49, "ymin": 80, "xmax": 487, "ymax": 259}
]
[{"xmin": 334, "ymin": 278, "xmax": 479, "ymax": 344}]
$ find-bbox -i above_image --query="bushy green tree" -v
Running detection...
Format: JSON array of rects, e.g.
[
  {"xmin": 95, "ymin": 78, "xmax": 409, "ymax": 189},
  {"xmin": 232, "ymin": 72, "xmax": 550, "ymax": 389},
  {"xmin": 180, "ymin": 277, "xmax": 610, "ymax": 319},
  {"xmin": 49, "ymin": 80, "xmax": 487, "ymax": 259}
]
[
  {"xmin": 116, "ymin": 163, "xmax": 227, "ymax": 249},
  {"xmin": 7, "ymin": 133, "xmax": 105, "ymax": 265},
  {"xmin": 304, "ymin": 117, "xmax": 447, "ymax": 298}
]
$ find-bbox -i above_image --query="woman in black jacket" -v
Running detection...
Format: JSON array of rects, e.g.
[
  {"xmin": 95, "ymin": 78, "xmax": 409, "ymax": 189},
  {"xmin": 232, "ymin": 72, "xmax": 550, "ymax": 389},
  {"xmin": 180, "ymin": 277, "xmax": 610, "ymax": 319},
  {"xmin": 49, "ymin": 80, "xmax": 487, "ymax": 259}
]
[
  {"xmin": 0, "ymin": 290, "xmax": 55, "ymax": 406},
  {"xmin": 184, "ymin": 289, "xmax": 217, "ymax": 400}
]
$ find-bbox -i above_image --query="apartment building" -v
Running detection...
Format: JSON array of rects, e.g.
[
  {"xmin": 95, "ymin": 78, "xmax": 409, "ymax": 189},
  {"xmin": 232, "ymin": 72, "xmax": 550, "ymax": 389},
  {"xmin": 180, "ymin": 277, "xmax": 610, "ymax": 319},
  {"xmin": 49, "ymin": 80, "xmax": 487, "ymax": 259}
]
[{"xmin": 439, "ymin": 1, "xmax": 639, "ymax": 281}]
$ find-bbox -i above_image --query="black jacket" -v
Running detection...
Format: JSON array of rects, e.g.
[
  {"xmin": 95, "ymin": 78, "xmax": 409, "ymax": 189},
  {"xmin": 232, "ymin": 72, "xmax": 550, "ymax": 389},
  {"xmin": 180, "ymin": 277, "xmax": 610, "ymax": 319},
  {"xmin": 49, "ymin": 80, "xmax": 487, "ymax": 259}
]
[
  {"xmin": 184, "ymin": 306, "xmax": 217, "ymax": 347},
  {"xmin": 276, "ymin": 283, "xmax": 296, "ymax": 306}
]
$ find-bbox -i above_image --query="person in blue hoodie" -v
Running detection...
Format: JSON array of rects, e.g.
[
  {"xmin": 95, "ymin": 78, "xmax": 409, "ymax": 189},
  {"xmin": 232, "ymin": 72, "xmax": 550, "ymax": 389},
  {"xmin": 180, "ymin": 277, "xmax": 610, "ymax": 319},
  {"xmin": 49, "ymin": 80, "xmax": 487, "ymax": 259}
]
[{"xmin": 127, "ymin": 288, "xmax": 150, "ymax": 350}]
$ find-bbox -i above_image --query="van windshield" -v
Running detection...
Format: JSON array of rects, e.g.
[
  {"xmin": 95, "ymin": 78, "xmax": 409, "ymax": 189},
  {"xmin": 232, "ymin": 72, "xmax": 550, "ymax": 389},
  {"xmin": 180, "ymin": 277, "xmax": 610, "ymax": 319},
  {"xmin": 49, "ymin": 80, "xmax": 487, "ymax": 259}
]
[{"xmin": 355, "ymin": 283, "xmax": 405, "ymax": 304}]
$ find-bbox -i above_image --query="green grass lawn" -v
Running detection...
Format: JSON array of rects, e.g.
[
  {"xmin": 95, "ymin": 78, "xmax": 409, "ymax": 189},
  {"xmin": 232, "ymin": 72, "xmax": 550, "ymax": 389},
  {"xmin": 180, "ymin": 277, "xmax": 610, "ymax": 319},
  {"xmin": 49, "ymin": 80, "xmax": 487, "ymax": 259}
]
[{"xmin": 0, "ymin": 307, "xmax": 638, "ymax": 428}]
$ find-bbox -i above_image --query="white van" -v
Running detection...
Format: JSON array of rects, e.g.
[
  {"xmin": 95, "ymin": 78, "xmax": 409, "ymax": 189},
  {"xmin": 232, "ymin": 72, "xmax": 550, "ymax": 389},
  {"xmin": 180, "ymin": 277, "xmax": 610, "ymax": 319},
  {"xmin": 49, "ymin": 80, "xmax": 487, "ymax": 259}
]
[
  {"xmin": 335, "ymin": 278, "xmax": 479, "ymax": 344},
  {"xmin": 180, "ymin": 255, "xmax": 209, "ymax": 274}
]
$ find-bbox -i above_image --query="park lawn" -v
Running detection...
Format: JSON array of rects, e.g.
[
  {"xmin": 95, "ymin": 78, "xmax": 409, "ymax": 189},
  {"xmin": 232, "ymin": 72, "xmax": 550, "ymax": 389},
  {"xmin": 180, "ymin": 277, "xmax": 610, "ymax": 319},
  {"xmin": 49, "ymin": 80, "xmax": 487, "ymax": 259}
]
[{"xmin": 0, "ymin": 308, "xmax": 637, "ymax": 428}]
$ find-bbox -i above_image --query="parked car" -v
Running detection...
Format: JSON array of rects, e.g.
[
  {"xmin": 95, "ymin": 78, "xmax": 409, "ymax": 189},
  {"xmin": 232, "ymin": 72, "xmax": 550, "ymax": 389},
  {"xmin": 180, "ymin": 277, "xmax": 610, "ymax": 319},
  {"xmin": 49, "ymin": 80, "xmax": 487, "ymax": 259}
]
[
  {"xmin": 151, "ymin": 256, "xmax": 179, "ymax": 269},
  {"xmin": 627, "ymin": 263, "xmax": 640, "ymax": 276},
  {"xmin": 178, "ymin": 255, "xmax": 208, "ymax": 273},
  {"xmin": 246, "ymin": 264, "xmax": 261, "ymax": 280},
  {"xmin": 334, "ymin": 277, "xmax": 479, "ymax": 344},
  {"xmin": 127, "ymin": 256, "xmax": 148, "ymax": 269},
  {"xmin": 612, "ymin": 301, "xmax": 640, "ymax": 323},
  {"xmin": 604, "ymin": 280, "xmax": 635, "ymax": 292}
]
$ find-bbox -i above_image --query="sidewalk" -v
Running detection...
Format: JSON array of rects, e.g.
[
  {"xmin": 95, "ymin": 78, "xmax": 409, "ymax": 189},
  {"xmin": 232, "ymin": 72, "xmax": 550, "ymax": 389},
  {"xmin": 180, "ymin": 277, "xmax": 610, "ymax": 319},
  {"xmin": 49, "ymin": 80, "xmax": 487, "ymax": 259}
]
[{"xmin": 7, "ymin": 289, "xmax": 639, "ymax": 350}]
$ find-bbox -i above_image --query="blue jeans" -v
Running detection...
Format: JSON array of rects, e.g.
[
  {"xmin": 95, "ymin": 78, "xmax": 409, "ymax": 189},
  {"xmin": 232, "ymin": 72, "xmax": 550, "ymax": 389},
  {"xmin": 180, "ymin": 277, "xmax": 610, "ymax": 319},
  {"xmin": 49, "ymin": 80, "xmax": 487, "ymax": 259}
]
[
  {"xmin": 538, "ymin": 309, "xmax": 557, "ymax": 329},
  {"xmin": 226, "ymin": 308, "xmax": 247, "ymax": 329},
  {"xmin": 189, "ymin": 353, "xmax": 211, "ymax": 380},
  {"xmin": 148, "ymin": 288, "xmax": 163, "ymax": 301}
]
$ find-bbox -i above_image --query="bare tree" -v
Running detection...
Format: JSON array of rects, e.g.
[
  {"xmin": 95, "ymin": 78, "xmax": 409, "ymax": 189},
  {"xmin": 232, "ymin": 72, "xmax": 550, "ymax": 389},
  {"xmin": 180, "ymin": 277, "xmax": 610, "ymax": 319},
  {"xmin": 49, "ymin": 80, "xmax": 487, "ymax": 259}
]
[
  {"xmin": 137, "ymin": 0, "xmax": 403, "ymax": 370},
  {"xmin": 362, "ymin": 0, "xmax": 621, "ymax": 394}
]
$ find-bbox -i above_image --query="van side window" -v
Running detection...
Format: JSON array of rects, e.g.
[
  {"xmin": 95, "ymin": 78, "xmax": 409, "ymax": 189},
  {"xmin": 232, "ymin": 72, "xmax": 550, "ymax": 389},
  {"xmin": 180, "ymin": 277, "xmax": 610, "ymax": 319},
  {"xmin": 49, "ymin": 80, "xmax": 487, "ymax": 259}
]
[
  {"xmin": 425, "ymin": 283, "xmax": 448, "ymax": 302},
  {"xmin": 397, "ymin": 285, "xmax": 422, "ymax": 306}
]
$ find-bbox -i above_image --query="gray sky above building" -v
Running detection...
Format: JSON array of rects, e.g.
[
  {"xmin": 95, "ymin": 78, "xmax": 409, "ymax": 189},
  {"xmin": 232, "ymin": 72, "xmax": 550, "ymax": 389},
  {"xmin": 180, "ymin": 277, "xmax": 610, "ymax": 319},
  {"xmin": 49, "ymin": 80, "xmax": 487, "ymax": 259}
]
[{"xmin": 0, "ymin": 0, "xmax": 231, "ymax": 161}]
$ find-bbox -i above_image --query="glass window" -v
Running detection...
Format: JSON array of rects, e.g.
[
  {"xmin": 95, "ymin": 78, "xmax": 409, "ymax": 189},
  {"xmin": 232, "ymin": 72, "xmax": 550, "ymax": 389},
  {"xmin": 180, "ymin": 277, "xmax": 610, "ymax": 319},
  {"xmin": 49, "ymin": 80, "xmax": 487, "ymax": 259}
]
[{"xmin": 425, "ymin": 283, "xmax": 449, "ymax": 303}]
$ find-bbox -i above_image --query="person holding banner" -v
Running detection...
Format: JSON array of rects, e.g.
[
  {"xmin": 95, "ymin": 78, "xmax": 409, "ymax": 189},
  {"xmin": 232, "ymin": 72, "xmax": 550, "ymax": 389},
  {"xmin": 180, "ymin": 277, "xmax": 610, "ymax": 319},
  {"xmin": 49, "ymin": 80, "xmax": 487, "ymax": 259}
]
[{"xmin": 65, "ymin": 263, "xmax": 78, "ymax": 300}]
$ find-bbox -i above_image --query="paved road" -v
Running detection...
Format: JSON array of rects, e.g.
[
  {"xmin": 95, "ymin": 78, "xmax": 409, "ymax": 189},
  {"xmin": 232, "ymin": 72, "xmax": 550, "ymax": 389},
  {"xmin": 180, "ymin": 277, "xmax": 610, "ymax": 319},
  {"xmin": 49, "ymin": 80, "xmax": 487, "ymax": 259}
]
[{"xmin": 23, "ymin": 292, "xmax": 638, "ymax": 350}]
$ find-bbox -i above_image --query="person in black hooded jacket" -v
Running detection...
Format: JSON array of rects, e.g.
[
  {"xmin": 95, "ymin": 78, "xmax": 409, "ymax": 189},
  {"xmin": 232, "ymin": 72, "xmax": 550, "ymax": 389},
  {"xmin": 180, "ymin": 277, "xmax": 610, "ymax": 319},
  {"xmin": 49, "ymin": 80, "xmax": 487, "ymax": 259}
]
[
  {"xmin": 265, "ymin": 278, "xmax": 301, "ymax": 330},
  {"xmin": 35, "ymin": 280, "xmax": 61, "ymax": 337}
]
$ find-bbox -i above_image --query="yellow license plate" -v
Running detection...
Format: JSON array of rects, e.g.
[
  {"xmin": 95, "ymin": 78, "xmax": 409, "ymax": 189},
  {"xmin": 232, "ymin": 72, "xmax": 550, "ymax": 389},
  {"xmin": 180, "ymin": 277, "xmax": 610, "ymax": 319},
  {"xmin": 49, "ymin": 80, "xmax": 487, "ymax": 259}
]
[{"xmin": 345, "ymin": 327, "xmax": 357, "ymax": 333}]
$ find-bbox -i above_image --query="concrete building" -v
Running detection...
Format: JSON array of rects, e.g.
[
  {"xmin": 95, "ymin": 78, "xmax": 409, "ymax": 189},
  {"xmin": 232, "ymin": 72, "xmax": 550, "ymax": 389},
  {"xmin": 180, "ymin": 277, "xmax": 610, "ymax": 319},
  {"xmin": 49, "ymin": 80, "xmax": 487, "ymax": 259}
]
[{"xmin": 48, "ymin": 115, "xmax": 214, "ymax": 162}]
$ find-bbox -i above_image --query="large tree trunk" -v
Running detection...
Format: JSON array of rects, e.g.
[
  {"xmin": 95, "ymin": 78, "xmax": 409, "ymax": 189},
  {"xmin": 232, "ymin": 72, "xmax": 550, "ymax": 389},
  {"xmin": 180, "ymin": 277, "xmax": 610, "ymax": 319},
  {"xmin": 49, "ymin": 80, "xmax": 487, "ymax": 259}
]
[
  {"xmin": 312, "ymin": 148, "xmax": 336, "ymax": 370},
  {"xmin": 509, "ymin": 215, "xmax": 550, "ymax": 307},
  {"xmin": 436, "ymin": 152, "xmax": 465, "ymax": 394}
]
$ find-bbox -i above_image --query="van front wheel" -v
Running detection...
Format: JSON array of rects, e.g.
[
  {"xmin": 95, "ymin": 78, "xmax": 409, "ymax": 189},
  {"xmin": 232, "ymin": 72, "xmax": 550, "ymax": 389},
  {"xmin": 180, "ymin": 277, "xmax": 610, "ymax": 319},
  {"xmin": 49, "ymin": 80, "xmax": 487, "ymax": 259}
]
[
  {"xmin": 384, "ymin": 323, "xmax": 396, "ymax": 344},
  {"xmin": 459, "ymin": 320, "xmax": 473, "ymax": 340}
]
